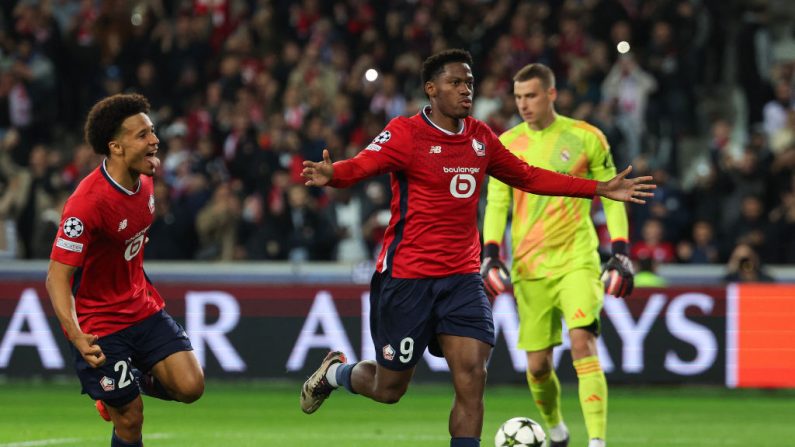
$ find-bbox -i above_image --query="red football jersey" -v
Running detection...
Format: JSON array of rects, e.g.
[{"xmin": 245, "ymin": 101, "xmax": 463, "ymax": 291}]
[
  {"xmin": 330, "ymin": 107, "xmax": 597, "ymax": 278},
  {"xmin": 50, "ymin": 161, "xmax": 164, "ymax": 337}
]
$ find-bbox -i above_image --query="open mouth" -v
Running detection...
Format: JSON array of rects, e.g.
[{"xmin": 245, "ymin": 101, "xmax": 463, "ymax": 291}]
[{"xmin": 144, "ymin": 151, "xmax": 161, "ymax": 170}]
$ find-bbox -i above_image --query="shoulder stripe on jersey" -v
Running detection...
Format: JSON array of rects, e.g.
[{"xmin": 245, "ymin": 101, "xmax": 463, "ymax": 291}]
[
  {"xmin": 573, "ymin": 121, "xmax": 609, "ymax": 150},
  {"xmin": 71, "ymin": 266, "xmax": 84, "ymax": 298},
  {"xmin": 383, "ymin": 172, "xmax": 409, "ymax": 273},
  {"xmin": 100, "ymin": 159, "xmax": 141, "ymax": 195}
]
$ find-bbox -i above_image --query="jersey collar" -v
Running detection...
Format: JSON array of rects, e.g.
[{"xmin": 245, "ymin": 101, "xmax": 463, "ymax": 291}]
[
  {"xmin": 101, "ymin": 159, "xmax": 141, "ymax": 195},
  {"xmin": 421, "ymin": 105, "xmax": 465, "ymax": 135}
]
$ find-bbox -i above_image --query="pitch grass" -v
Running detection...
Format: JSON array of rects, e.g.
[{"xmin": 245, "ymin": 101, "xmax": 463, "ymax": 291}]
[{"xmin": 1, "ymin": 380, "xmax": 793, "ymax": 446}]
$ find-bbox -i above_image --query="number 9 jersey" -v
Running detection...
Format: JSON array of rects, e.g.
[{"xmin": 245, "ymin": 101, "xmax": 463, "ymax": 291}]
[{"xmin": 50, "ymin": 160, "xmax": 164, "ymax": 337}]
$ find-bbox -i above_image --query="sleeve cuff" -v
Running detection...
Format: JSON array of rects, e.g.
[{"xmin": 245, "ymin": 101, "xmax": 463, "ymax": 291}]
[
  {"xmin": 483, "ymin": 242, "xmax": 500, "ymax": 259},
  {"xmin": 611, "ymin": 240, "xmax": 628, "ymax": 255}
]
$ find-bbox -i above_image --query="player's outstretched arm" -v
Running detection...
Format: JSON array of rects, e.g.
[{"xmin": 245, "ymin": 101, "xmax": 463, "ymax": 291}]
[
  {"xmin": 302, "ymin": 149, "xmax": 334, "ymax": 187},
  {"xmin": 46, "ymin": 260, "xmax": 106, "ymax": 367},
  {"xmin": 595, "ymin": 166, "xmax": 656, "ymax": 204}
]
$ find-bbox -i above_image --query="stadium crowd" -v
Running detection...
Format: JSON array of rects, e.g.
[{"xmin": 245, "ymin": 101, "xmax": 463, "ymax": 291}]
[{"xmin": 0, "ymin": 0, "xmax": 793, "ymax": 271}]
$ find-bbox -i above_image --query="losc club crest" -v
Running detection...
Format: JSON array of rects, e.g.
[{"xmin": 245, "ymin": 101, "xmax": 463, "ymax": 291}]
[
  {"xmin": 100, "ymin": 376, "xmax": 115, "ymax": 392},
  {"xmin": 382, "ymin": 344, "xmax": 395, "ymax": 361},
  {"xmin": 472, "ymin": 139, "xmax": 485, "ymax": 157},
  {"xmin": 148, "ymin": 194, "xmax": 155, "ymax": 214}
]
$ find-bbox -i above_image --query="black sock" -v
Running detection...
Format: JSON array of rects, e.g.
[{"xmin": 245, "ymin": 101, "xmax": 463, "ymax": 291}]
[{"xmin": 111, "ymin": 429, "xmax": 142, "ymax": 447}]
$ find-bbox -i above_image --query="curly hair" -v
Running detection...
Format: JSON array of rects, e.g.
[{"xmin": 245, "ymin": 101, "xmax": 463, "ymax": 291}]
[
  {"xmin": 84, "ymin": 94, "xmax": 151, "ymax": 155},
  {"xmin": 420, "ymin": 49, "xmax": 473, "ymax": 86}
]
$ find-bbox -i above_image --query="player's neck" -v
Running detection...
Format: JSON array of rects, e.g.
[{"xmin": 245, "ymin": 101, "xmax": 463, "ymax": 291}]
[
  {"xmin": 105, "ymin": 158, "xmax": 140, "ymax": 191},
  {"xmin": 427, "ymin": 108, "xmax": 462, "ymax": 134},
  {"xmin": 528, "ymin": 111, "xmax": 557, "ymax": 131}
]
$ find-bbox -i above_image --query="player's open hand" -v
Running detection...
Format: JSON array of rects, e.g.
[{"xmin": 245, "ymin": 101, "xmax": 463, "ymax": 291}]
[
  {"xmin": 302, "ymin": 149, "xmax": 334, "ymax": 187},
  {"xmin": 596, "ymin": 166, "xmax": 656, "ymax": 204},
  {"xmin": 73, "ymin": 333, "xmax": 106, "ymax": 367}
]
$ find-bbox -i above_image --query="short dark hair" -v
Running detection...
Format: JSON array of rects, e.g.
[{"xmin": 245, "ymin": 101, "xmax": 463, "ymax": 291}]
[
  {"xmin": 421, "ymin": 49, "xmax": 473, "ymax": 85},
  {"xmin": 513, "ymin": 63, "xmax": 556, "ymax": 89},
  {"xmin": 84, "ymin": 93, "xmax": 151, "ymax": 155}
]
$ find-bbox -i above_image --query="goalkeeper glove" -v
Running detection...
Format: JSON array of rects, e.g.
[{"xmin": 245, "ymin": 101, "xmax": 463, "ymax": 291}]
[
  {"xmin": 481, "ymin": 243, "xmax": 510, "ymax": 300},
  {"xmin": 601, "ymin": 253, "xmax": 634, "ymax": 298}
]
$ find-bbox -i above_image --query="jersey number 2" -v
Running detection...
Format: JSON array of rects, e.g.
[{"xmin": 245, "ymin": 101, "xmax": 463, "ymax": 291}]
[{"xmin": 114, "ymin": 360, "xmax": 134, "ymax": 389}]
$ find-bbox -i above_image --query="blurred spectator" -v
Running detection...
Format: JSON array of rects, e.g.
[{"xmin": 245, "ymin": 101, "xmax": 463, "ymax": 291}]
[
  {"xmin": 736, "ymin": 1, "xmax": 774, "ymax": 128},
  {"xmin": 16, "ymin": 144, "xmax": 60, "ymax": 258},
  {"xmin": 195, "ymin": 182, "xmax": 241, "ymax": 261},
  {"xmin": 762, "ymin": 80, "xmax": 794, "ymax": 139},
  {"xmin": 601, "ymin": 53, "xmax": 656, "ymax": 168},
  {"xmin": 630, "ymin": 218, "xmax": 675, "ymax": 263},
  {"xmin": 286, "ymin": 184, "xmax": 333, "ymax": 262},
  {"xmin": 146, "ymin": 182, "xmax": 198, "ymax": 260},
  {"xmin": 676, "ymin": 220, "xmax": 719, "ymax": 264},
  {"xmin": 369, "ymin": 73, "xmax": 407, "ymax": 120},
  {"xmin": 724, "ymin": 194, "xmax": 770, "ymax": 259},
  {"xmin": 723, "ymin": 243, "xmax": 774, "ymax": 283},
  {"xmin": 766, "ymin": 178, "xmax": 795, "ymax": 263},
  {"xmin": 324, "ymin": 187, "xmax": 367, "ymax": 262}
]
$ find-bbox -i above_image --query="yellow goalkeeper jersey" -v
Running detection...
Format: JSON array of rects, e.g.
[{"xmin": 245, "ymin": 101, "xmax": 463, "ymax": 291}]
[{"xmin": 482, "ymin": 114, "xmax": 628, "ymax": 280}]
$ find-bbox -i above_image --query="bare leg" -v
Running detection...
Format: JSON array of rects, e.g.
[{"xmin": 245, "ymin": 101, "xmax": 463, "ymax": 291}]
[
  {"xmin": 149, "ymin": 350, "xmax": 204, "ymax": 403},
  {"xmin": 106, "ymin": 396, "xmax": 144, "ymax": 443},
  {"xmin": 350, "ymin": 360, "xmax": 415, "ymax": 404},
  {"xmin": 438, "ymin": 334, "xmax": 491, "ymax": 438},
  {"xmin": 569, "ymin": 328, "xmax": 598, "ymax": 360},
  {"xmin": 526, "ymin": 348, "xmax": 554, "ymax": 380}
]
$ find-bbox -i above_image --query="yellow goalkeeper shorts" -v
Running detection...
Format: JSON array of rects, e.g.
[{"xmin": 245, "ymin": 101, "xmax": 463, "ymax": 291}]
[{"xmin": 514, "ymin": 268, "xmax": 604, "ymax": 352}]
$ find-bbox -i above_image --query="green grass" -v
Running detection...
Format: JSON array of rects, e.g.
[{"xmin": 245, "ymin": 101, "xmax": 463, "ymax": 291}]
[{"xmin": 1, "ymin": 380, "xmax": 794, "ymax": 446}]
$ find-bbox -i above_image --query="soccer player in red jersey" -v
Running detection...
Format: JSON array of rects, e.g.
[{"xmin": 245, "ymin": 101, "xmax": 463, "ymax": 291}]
[
  {"xmin": 299, "ymin": 50, "xmax": 654, "ymax": 447},
  {"xmin": 46, "ymin": 94, "xmax": 204, "ymax": 447}
]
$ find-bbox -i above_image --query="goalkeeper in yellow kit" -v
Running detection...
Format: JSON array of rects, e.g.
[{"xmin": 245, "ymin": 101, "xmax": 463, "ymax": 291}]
[{"xmin": 482, "ymin": 64, "xmax": 635, "ymax": 447}]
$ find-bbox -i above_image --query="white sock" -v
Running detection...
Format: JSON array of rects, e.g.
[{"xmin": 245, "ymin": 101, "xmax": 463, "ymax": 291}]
[
  {"xmin": 588, "ymin": 438, "xmax": 605, "ymax": 447},
  {"xmin": 325, "ymin": 362, "xmax": 341, "ymax": 388},
  {"xmin": 548, "ymin": 422, "xmax": 569, "ymax": 442}
]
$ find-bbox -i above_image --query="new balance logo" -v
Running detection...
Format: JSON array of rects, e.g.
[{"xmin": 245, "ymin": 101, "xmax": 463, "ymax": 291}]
[
  {"xmin": 118, "ymin": 219, "xmax": 128, "ymax": 231},
  {"xmin": 584, "ymin": 394, "xmax": 602, "ymax": 402},
  {"xmin": 572, "ymin": 308, "xmax": 587, "ymax": 320},
  {"xmin": 429, "ymin": 145, "xmax": 442, "ymax": 154}
]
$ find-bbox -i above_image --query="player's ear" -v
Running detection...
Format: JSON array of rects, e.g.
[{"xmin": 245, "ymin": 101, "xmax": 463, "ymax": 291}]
[
  {"xmin": 548, "ymin": 87, "xmax": 557, "ymax": 102},
  {"xmin": 425, "ymin": 81, "xmax": 436, "ymax": 98},
  {"xmin": 108, "ymin": 141, "xmax": 123, "ymax": 156}
]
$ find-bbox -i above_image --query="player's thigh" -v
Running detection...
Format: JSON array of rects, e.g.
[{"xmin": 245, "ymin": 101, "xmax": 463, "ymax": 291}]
[
  {"xmin": 372, "ymin": 362, "xmax": 416, "ymax": 395},
  {"xmin": 433, "ymin": 273, "xmax": 495, "ymax": 356},
  {"xmin": 151, "ymin": 350, "xmax": 204, "ymax": 393},
  {"xmin": 72, "ymin": 334, "xmax": 139, "ymax": 408},
  {"xmin": 438, "ymin": 334, "xmax": 491, "ymax": 392},
  {"xmin": 369, "ymin": 271, "xmax": 436, "ymax": 370},
  {"xmin": 515, "ymin": 278, "xmax": 562, "ymax": 352},
  {"xmin": 557, "ymin": 268, "xmax": 603, "ymax": 332}
]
